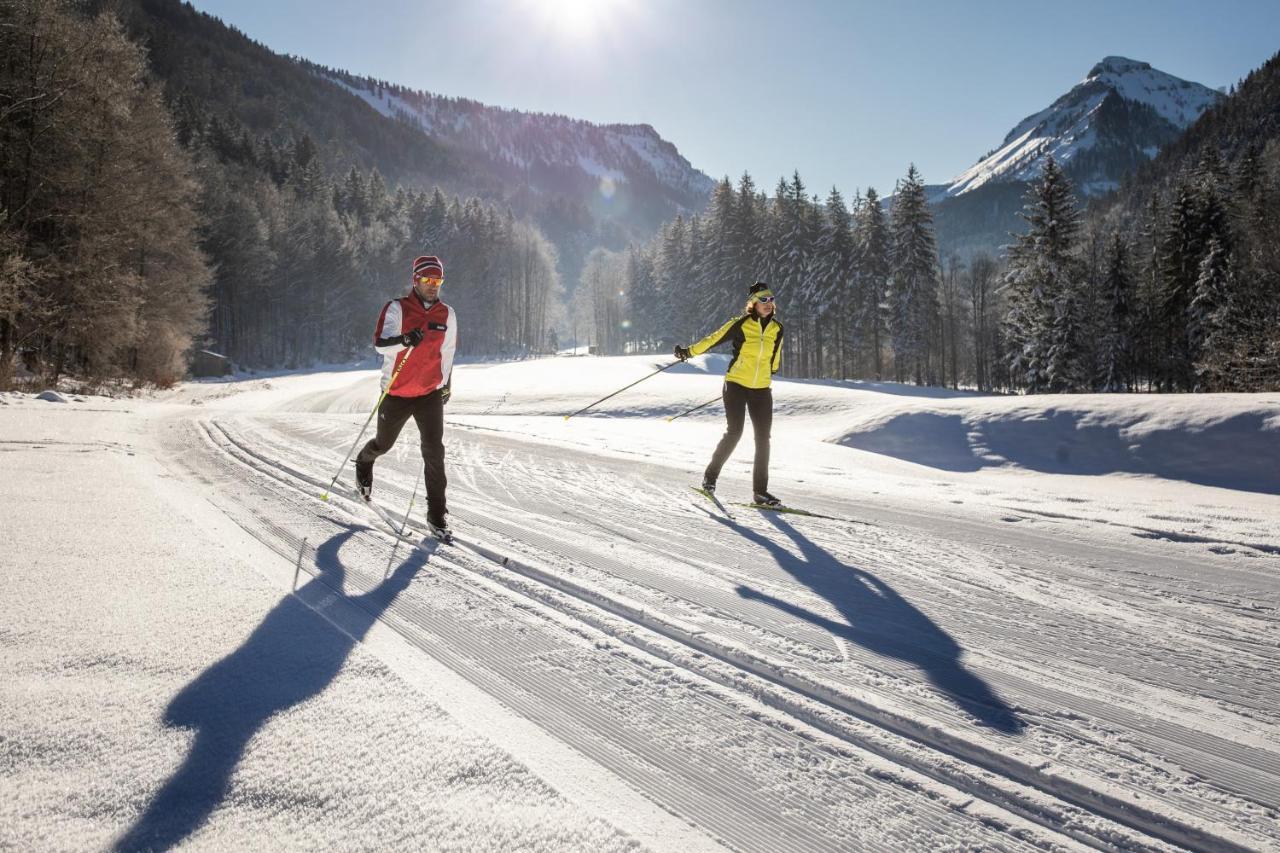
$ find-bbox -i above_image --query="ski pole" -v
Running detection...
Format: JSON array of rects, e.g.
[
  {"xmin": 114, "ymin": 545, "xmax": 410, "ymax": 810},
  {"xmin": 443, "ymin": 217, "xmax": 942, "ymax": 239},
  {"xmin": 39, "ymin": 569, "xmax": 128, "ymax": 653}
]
[
  {"xmin": 563, "ymin": 360, "xmax": 680, "ymax": 421},
  {"xmin": 665, "ymin": 395, "xmax": 721, "ymax": 422},
  {"xmin": 320, "ymin": 345, "xmax": 416, "ymax": 502}
]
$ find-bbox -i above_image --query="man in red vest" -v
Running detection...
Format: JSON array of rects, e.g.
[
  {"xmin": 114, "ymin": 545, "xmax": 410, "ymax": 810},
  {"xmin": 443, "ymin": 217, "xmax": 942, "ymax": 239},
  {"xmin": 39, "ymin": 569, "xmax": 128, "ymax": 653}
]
[{"xmin": 356, "ymin": 255, "xmax": 457, "ymax": 538}]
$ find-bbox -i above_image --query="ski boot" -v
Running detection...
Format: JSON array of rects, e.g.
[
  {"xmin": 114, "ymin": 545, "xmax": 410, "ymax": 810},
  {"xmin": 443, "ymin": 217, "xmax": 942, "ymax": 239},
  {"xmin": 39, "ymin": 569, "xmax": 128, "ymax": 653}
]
[
  {"xmin": 355, "ymin": 460, "xmax": 373, "ymax": 501},
  {"xmin": 752, "ymin": 491, "xmax": 782, "ymax": 508},
  {"xmin": 427, "ymin": 515, "xmax": 454, "ymax": 544}
]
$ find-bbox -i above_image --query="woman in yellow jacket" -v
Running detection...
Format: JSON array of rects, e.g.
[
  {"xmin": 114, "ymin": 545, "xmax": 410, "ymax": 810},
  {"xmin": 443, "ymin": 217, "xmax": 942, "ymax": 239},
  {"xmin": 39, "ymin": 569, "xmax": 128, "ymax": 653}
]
[{"xmin": 674, "ymin": 282, "xmax": 784, "ymax": 506}]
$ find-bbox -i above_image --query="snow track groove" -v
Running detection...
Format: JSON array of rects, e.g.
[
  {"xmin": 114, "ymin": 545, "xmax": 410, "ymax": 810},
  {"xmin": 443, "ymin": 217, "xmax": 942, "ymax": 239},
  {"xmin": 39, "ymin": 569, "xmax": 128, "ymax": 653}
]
[
  {"xmin": 185, "ymin": 414, "xmax": 1274, "ymax": 852},
  {"xmin": 235, "ymin": 416, "xmax": 1280, "ymax": 848},
  {"xmin": 174, "ymin": 417, "xmax": 1066, "ymax": 852}
]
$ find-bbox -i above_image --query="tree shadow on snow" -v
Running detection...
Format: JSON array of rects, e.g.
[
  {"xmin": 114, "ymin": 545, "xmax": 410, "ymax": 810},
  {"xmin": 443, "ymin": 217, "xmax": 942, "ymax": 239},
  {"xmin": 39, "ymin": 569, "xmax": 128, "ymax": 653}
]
[
  {"xmin": 114, "ymin": 524, "xmax": 429, "ymax": 852},
  {"xmin": 719, "ymin": 512, "xmax": 1025, "ymax": 735}
]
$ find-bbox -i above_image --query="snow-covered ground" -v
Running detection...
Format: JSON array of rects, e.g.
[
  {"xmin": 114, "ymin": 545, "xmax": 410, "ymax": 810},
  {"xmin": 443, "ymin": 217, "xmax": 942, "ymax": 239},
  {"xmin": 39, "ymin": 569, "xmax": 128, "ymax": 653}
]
[{"xmin": 2, "ymin": 354, "xmax": 1278, "ymax": 851}]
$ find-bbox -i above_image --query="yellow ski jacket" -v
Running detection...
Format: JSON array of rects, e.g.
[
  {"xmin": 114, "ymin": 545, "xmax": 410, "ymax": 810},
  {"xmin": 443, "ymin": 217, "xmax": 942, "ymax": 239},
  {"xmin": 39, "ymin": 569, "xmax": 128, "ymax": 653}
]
[{"xmin": 689, "ymin": 314, "xmax": 784, "ymax": 389}]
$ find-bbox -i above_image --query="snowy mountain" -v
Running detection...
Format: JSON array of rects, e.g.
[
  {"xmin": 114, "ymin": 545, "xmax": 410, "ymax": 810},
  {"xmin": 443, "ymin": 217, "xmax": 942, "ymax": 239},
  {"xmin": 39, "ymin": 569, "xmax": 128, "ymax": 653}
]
[
  {"xmin": 322, "ymin": 69, "xmax": 715, "ymax": 219},
  {"xmin": 107, "ymin": 0, "xmax": 714, "ymax": 293},
  {"xmin": 942, "ymin": 56, "xmax": 1222, "ymax": 199}
]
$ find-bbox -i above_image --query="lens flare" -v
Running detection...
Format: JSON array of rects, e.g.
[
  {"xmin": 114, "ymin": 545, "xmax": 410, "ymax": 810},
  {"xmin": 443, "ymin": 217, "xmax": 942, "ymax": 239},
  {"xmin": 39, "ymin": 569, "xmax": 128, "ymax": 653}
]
[{"xmin": 523, "ymin": 0, "xmax": 631, "ymax": 40}]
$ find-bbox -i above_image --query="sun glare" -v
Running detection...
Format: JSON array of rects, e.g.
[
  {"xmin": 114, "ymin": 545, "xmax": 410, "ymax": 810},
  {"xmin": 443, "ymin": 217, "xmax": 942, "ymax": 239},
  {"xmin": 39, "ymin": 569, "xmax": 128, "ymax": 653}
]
[{"xmin": 527, "ymin": 0, "xmax": 625, "ymax": 40}]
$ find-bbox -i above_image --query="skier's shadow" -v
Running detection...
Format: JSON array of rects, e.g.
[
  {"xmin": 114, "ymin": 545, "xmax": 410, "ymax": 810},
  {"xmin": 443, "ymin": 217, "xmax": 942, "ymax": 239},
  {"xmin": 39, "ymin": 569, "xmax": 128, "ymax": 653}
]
[
  {"xmin": 114, "ymin": 524, "xmax": 430, "ymax": 852},
  {"xmin": 717, "ymin": 511, "xmax": 1024, "ymax": 735}
]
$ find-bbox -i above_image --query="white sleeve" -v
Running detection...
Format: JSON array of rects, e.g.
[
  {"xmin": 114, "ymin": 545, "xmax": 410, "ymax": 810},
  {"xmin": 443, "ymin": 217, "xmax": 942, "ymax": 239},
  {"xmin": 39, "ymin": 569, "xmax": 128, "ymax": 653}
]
[
  {"xmin": 374, "ymin": 300, "xmax": 405, "ymax": 355},
  {"xmin": 440, "ymin": 305, "xmax": 458, "ymax": 385}
]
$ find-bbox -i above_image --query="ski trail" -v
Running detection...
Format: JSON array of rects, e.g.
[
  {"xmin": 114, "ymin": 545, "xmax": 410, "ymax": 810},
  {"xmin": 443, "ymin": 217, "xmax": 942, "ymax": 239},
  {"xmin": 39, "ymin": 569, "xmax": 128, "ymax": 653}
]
[
  {"xmin": 192, "ymin": 413, "xmax": 1273, "ymax": 851},
  {"xmin": 248, "ymin": 412, "xmax": 1280, "ymax": 850},
  {"xmin": 167, "ymin": 413, "xmax": 1076, "ymax": 851}
]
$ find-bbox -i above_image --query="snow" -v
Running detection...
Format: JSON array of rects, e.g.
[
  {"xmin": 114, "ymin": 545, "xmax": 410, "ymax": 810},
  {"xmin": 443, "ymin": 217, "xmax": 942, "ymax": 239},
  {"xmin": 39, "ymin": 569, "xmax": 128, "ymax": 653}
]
[
  {"xmin": 3, "ymin": 355, "xmax": 1279, "ymax": 850},
  {"xmin": 575, "ymin": 155, "xmax": 627, "ymax": 184},
  {"xmin": 328, "ymin": 77, "xmax": 428, "ymax": 130},
  {"xmin": 0, "ymin": 393, "xmax": 647, "ymax": 852},
  {"xmin": 1087, "ymin": 56, "xmax": 1221, "ymax": 128}
]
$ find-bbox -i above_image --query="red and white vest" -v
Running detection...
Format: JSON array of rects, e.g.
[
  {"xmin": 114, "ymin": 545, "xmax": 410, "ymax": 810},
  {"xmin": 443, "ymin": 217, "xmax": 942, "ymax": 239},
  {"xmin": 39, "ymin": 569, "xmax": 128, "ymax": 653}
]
[{"xmin": 374, "ymin": 292, "xmax": 457, "ymax": 397}]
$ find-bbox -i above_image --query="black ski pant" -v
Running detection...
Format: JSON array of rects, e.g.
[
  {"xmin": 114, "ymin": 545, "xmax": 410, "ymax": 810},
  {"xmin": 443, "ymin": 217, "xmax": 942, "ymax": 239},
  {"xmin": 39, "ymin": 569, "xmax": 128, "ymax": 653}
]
[
  {"xmin": 703, "ymin": 381, "xmax": 772, "ymax": 495},
  {"xmin": 356, "ymin": 389, "xmax": 447, "ymax": 523}
]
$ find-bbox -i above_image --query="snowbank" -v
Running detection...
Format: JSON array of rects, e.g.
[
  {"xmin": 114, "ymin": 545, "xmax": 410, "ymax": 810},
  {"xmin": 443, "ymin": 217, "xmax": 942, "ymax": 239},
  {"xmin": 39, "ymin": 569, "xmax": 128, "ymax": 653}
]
[
  {"xmin": 833, "ymin": 394, "xmax": 1280, "ymax": 493},
  {"xmin": 209, "ymin": 353, "xmax": 1280, "ymax": 495}
]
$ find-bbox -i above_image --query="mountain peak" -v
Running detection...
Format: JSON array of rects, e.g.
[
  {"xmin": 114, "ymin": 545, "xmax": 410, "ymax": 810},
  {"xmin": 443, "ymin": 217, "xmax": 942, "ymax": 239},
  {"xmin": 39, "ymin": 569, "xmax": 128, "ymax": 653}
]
[
  {"xmin": 942, "ymin": 57, "xmax": 1222, "ymax": 199},
  {"xmin": 1087, "ymin": 56, "xmax": 1152, "ymax": 79}
]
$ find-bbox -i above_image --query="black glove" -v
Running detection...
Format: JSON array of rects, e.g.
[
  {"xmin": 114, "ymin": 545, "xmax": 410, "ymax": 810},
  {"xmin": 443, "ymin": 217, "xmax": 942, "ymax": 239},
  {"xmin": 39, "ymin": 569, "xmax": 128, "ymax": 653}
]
[
  {"xmin": 674, "ymin": 345, "xmax": 691, "ymax": 361},
  {"xmin": 441, "ymin": 382, "xmax": 451, "ymax": 405},
  {"xmin": 402, "ymin": 327, "xmax": 425, "ymax": 348}
]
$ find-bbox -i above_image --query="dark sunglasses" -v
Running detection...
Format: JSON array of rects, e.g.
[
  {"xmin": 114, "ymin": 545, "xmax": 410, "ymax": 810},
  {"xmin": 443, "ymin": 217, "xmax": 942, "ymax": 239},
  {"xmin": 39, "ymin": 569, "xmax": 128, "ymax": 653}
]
[{"xmin": 755, "ymin": 295, "xmax": 776, "ymax": 304}]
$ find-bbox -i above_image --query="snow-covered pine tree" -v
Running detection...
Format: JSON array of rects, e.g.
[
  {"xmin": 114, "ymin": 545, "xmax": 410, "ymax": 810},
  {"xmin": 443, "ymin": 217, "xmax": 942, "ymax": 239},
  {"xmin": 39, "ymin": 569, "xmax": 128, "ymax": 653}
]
[
  {"xmin": 1189, "ymin": 235, "xmax": 1235, "ymax": 390},
  {"xmin": 1000, "ymin": 155, "xmax": 1087, "ymax": 393},
  {"xmin": 699, "ymin": 178, "xmax": 738, "ymax": 322},
  {"xmin": 966, "ymin": 253, "xmax": 1001, "ymax": 392},
  {"xmin": 421, "ymin": 187, "xmax": 449, "ymax": 247},
  {"xmin": 657, "ymin": 216, "xmax": 693, "ymax": 343},
  {"xmin": 859, "ymin": 188, "xmax": 891, "ymax": 379},
  {"xmin": 939, "ymin": 255, "xmax": 968, "ymax": 389},
  {"xmin": 1044, "ymin": 273, "xmax": 1086, "ymax": 393},
  {"xmin": 1157, "ymin": 181, "xmax": 1202, "ymax": 389},
  {"xmin": 1099, "ymin": 232, "xmax": 1135, "ymax": 392},
  {"xmin": 732, "ymin": 173, "xmax": 761, "ymax": 290},
  {"xmin": 798, "ymin": 191, "xmax": 825, "ymax": 376},
  {"xmin": 686, "ymin": 215, "xmax": 707, "ymax": 342},
  {"xmin": 765, "ymin": 173, "xmax": 811, "ymax": 373},
  {"xmin": 623, "ymin": 246, "xmax": 658, "ymax": 351},
  {"xmin": 816, "ymin": 187, "xmax": 858, "ymax": 378},
  {"xmin": 888, "ymin": 165, "xmax": 940, "ymax": 385}
]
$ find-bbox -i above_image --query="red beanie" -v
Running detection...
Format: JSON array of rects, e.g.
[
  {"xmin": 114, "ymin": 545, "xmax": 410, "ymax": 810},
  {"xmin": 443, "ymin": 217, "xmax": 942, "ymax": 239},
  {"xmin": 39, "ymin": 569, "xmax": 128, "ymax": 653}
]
[{"xmin": 412, "ymin": 255, "xmax": 444, "ymax": 280}]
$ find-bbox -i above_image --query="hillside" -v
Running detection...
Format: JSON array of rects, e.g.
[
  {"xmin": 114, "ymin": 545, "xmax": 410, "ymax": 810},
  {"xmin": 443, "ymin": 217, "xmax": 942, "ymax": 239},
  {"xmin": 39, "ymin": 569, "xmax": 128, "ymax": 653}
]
[
  {"xmin": 106, "ymin": 0, "xmax": 469, "ymax": 191},
  {"xmin": 1104, "ymin": 49, "xmax": 1280, "ymax": 215},
  {"xmin": 321, "ymin": 69, "xmax": 714, "ymax": 236},
  {"xmin": 105, "ymin": 0, "xmax": 712, "ymax": 281}
]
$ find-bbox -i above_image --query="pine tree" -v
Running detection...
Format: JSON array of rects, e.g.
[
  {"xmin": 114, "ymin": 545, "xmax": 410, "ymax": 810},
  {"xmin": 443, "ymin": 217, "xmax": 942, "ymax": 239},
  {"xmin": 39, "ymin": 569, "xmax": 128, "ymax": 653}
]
[
  {"xmin": 1001, "ymin": 155, "xmax": 1086, "ymax": 392},
  {"xmin": 700, "ymin": 177, "xmax": 738, "ymax": 321},
  {"xmin": 965, "ymin": 253, "xmax": 1000, "ymax": 392},
  {"xmin": 815, "ymin": 187, "xmax": 857, "ymax": 377},
  {"xmin": 1157, "ymin": 181, "xmax": 1202, "ymax": 389},
  {"xmin": 1188, "ymin": 236, "xmax": 1234, "ymax": 390},
  {"xmin": 657, "ymin": 216, "xmax": 693, "ymax": 343},
  {"xmin": 1099, "ymin": 233, "xmax": 1134, "ymax": 391},
  {"xmin": 623, "ymin": 246, "xmax": 658, "ymax": 350},
  {"xmin": 888, "ymin": 165, "xmax": 939, "ymax": 384},
  {"xmin": 858, "ymin": 187, "xmax": 890, "ymax": 378},
  {"xmin": 732, "ymin": 173, "xmax": 760, "ymax": 289}
]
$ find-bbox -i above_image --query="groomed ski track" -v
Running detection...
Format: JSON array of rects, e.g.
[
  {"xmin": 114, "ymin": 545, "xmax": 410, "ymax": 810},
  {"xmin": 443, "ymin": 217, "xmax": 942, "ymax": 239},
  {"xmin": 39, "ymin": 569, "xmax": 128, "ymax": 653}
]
[{"xmin": 160, "ymin": 400, "xmax": 1280, "ymax": 852}]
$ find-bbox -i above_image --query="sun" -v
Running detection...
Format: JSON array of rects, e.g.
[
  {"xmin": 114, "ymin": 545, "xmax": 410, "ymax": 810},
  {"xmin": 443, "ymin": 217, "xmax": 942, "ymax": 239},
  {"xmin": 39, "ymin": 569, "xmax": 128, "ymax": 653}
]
[{"xmin": 526, "ymin": 0, "xmax": 626, "ymax": 40}]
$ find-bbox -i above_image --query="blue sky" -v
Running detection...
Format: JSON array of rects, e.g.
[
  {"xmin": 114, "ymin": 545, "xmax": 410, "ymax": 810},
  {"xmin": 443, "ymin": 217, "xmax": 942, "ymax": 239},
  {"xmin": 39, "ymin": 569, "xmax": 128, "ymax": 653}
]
[{"xmin": 190, "ymin": 0, "xmax": 1279, "ymax": 199}]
